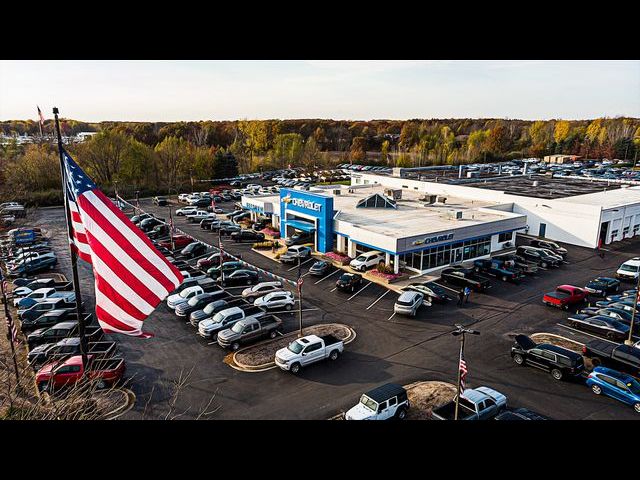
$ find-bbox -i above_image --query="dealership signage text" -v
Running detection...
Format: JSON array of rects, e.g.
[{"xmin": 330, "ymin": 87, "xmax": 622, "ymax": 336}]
[
  {"xmin": 291, "ymin": 198, "xmax": 322, "ymax": 212},
  {"xmin": 412, "ymin": 233, "xmax": 454, "ymax": 246}
]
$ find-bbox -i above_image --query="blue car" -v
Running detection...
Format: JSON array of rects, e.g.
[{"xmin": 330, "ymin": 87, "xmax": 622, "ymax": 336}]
[{"xmin": 586, "ymin": 367, "xmax": 640, "ymax": 414}]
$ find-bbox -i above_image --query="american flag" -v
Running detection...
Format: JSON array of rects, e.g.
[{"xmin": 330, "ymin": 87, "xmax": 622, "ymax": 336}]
[
  {"xmin": 459, "ymin": 350, "xmax": 468, "ymax": 391},
  {"xmin": 37, "ymin": 106, "xmax": 45, "ymax": 136},
  {"xmin": 62, "ymin": 149, "xmax": 184, "ymax": 337}
]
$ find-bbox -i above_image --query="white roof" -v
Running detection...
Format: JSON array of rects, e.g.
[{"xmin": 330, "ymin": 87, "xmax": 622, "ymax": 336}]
[{"xmin": 560, "ymin": 186, "xmax": 640, "ymax": 209}]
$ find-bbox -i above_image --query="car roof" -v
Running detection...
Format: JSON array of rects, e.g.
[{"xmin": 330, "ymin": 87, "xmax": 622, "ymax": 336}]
[
  {"xmin": 398, "ymin": 291, "xmax": 421, "ymax": 301},
  {"xmin": 594, "ymin": 366, "xmax": 635, "ymax": 382},
  {"xmin": 539, "ymin": 343, "xmax": 582, "ymax": 359},
  {"xmin": 364, "ymin": 383, "xmax": 406, "ymax": 402},
  {"xmin": 50, "ymin": 321, "xmax": 77, "ymax": 329}
]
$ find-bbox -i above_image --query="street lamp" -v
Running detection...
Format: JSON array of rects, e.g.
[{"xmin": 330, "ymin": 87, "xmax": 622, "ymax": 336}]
[{"xmin": 451, "ymin": 324, "xmax": 480, "ymax": 420}]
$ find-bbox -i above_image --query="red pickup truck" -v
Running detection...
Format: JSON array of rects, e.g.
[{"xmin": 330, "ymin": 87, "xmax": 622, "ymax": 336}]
[
  {"xmin": 543, "ymin": 285, "xmax": 588, "ymax": 310},
  {"xmin": 36, "ymin": 354, "xmax": 125, "ymax": 393}
]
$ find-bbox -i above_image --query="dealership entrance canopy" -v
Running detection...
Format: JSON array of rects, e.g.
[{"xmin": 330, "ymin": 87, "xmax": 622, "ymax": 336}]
[{"xmin": 242, "ymin": 185, "xmax": 526, "ymax": 274}]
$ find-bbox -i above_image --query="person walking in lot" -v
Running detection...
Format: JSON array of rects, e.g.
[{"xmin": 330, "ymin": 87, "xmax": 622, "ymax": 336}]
[
  {"xmin": 464, "ymin": 286, "xmax": 472, "ymax": 304},
  {"xmin": 457, "ymin": 288, "xmax": 465, "ymax": 307}
]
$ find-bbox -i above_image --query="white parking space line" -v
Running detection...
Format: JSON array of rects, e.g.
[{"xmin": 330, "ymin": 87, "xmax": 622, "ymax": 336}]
[
  {"xmin": 387, "ymin": 312, "xmax": 396, "ymax": 321},
  {"xmin": 315, "ymin": 269, "xmax": 340, "ymax": 284},
  {"xmin": 366, "ymin": 290, "xmax": 390, "ymax": 310},
  {"xmin": 287, "ymin": 258, "xmax": 314, "ymax": 271},
  {"xmin": 330, "ymin": 287, "xmax": 337, "ymax": 292},
  {"xmin": 347, "ymin": 282, "xmax": 372, "ymax": 301},
  {"xmin": 279, "ymin": 308, "xmax": 320, "ymax": 314}
]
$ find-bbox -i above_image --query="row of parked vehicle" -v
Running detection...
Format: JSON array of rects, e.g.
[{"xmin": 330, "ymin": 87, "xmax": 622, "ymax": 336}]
[{"xmin": 0, "ymin": 227, "xmax": 59, "ymax": 277}]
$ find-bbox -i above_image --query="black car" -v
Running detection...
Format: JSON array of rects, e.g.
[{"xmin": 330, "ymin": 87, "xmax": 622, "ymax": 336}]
[
  {"xmin": 189, "ymin": 299, "xmax": 233, "ymax": 326},
  {"xmin": 230, "ymin": 230, "xmax": 265, "ymax": 243},
  {"xmin": 578, "ymin": 307, "xmax": 634, "ymax": 323},
  {"xmin": 207, "ymin": 261, "xmax": 244, "ymax": 279},
  {"xmin": 139, "ymin": 217, "xmax": 165, "ymax": 232},
  {"xmin": 194, "ymin": 197, "xmax": 212, "ymax": 208},
  {"xmin": 220, "ymin": 224, "xmax": 242, "ymax": 236},
  {"xmin": 130, "ymin": 213, "xmax": 151, "ymax": 225},
  {"xmin": 492, "ymin": 253, "xmax": 539, "ymax": 275},
  {"xmin": 494, "ymin": 408, "xmax": 551, "ymax": 421},
  {"xmin": 529, "ymin": 239, "xmax": 568, "ymax": 258},
  {"xmin": 440, "ymin": 267, "xmax": 491, "ymax": 292},
  {"xmin": 584, "ymin": 277, "xmax": 621, "ymax": 297},
  {"xmin": 200, "ymin": 217, "xmax": 219, "ymax": 229},
  {"xmin": 148, "ymin": 224, "xmax": 169, "ymax": 239},
  {"xmin": 516, "ymin": 246, "xmax": 559, "ymax": 268},
  {"xmin": 336, "ymin": 272, "xmax": 363, "ymax": 293},
  {"xmin": 219, "ymin": 269, "xmax": 259, "ymax": 287},
  {"xmin": 511, "ymin": 334, "xmax": 585, "ymax": 381},
  {"xmin": 175, "ymin": 291, "xmax": 226, "ymax": 318},
  {"xmin": 180, "ymin": 242, "xmax": 207, "ymax": 259},
  {"xmin": 402, "ymin": 282, "xmax": 450, "ymax": 303},
  {"xmin": 309, "ymin": 260, "xmax": 331, "ymax": 277},
  {"xmin": 567, "ymin": 314, "xmax": 630, "ymax": 342},
  {"xmin": 20, "ymin": 308, "xmax": 80, "ymax": 332},
  {"xmin": 153, "ymin": 196, "xmax": 168, "ymax": 206}
]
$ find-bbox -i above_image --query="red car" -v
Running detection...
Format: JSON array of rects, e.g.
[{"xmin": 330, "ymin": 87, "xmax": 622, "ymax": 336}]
[
  {"xmin": 543, "ymin": 285, "xmax": 588, "ymax": 310},
  {"xmin": 36, "ymin": 355, "xmax": 125, "ymax": 392},
  {"xmin": 157, "ymin": 235, "xmax": 194, "ymax": 250}
]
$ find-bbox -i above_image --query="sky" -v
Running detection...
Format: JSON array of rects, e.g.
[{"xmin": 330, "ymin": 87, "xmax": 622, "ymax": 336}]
[{"xmin": 0, "ymin": 60, "xmax": 638, "ymax": 122}]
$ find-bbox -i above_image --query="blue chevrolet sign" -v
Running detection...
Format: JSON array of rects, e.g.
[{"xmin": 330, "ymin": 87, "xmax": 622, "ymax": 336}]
[{"xmin": 280, "ymin": 189, "xmax": 334, "ymax": 253}]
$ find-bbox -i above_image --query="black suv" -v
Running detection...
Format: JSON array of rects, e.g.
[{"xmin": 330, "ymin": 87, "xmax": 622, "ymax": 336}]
[
  {"xmin": 516, "ymin": 246, "xmax": 560, "ymax": 268},
  {"xmin": 585, "ymin": 277, "xmax": 621, "ymax": 297},
  {"xmin": 180, "ymin": 241, "xmax": 207, "ymax": 259},
  {"xmin": 139, "ymin": 217, "xmax": 165, "ymax": 232},
  {"xmin": 230, "ymin": 230, "xmax": 265, "ymax": 243},
  {"xmin": 511, "ymin": 334, "xmax": 585, "ymax": 381},
  {"xmin": 336, "ymin": 272, "xmax": 363, "ymax": 293},
  {"xmin": 153, "ymin": 196, "xmax": 168, "ymax": 206},
  {"xmin": 219, "ymin": 269, "xmax": 259, "ymax": 287}
]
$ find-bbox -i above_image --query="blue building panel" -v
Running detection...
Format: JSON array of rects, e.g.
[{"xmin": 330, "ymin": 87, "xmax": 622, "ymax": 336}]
[{"xmin": 280, "ymin": 189, "xmax": 334, "ymax": 253}]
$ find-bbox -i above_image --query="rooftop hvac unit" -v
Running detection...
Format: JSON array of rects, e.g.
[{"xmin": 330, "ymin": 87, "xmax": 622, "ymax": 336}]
[
  {"xmin": 333, "ymin": 189, "xmax": 341, "ymax": 195},
  {"xmin": 455, "ymin": 211, "xmax": 463, "ymax": 220},
  {"xmin": 437, "ymin": 196, "xmax": 447, "ymax": 204},
  {"xmin": 384, "ymin": 188, "xmax": 402, "ymax": 200},
  {"xmin": 421, "ymin": 194, "xmax": 437, "ymax": 204}
]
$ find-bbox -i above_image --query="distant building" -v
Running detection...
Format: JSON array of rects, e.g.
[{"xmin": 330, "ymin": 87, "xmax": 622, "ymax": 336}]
[{"xmin": 544, "ymin": 154, "xmax": 580, "ymax": 164}]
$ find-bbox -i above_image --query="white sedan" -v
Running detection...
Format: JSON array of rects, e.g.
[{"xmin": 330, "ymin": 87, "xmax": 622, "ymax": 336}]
[
  {"xmin": 175, "ymin": 206, "xmax": 198, "ymax": 216},
  {"xmin": 254, "ymin": 291, "xmax": 295, "ymax": 311}
]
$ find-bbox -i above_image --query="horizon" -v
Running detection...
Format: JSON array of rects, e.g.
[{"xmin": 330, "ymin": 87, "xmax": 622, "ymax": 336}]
[{"xmin": 1, "ymin": 60, "xmax": 639, "ymax": 122}]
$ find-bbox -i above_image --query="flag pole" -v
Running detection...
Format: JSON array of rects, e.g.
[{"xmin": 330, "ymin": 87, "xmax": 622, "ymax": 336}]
[
  {"xmin": 1, "ymin": 275, "xmax": 20, "ymax": 385},
  {"xmin": 454, "ymin": 332, "xmax": 464, "ymax": 421},
  {"xmin": 53, "ymin": 107, "xmax": 89, "ymax": 368},
  {"xmin": 297, "ymin": 258, "xmax": 303, "ymax": 337}
]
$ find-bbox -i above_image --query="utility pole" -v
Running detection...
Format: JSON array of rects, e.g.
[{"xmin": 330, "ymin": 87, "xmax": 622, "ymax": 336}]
[{"xmin": 452, "ymin": 324, "xmax": 480, "ymax": 420}]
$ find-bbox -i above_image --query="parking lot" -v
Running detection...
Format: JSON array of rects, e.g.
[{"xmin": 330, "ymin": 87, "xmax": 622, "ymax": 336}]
[{"xmin": 21, "ymin": 195, "xmax": 640, "ymax": 420}]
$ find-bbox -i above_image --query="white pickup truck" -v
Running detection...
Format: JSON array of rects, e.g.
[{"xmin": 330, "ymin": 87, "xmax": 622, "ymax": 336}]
[
  {"xmin": 198, "ymin": 305, "xmax": 265, "ymax": 340},
  {"xmin": 275, "ymin": 334, "xmax": 344, "ymax": 374},
  {"xmin": 13, "ymin": 287, "xmax": 76, "ymax": 309},
  {"xmin": 166, "ymin": 282, "xmax": 217, "ymax": 310}
]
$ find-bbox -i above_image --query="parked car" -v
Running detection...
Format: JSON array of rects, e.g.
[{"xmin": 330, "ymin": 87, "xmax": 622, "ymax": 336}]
[
  {"xmin": 28, "ymin": 338, "xmax": 116, "ymax": 369},
  {"xmin": 492, "ymin": 253, "xmax": 539, "ymax": 275},
  {"xmin": 219, "ymin": 224, "xmax": 242, "ymax": 236},
  {"xmin": 578, "ymin": 307, "xmax": 634, "ymax": 323},
  {"xmin": 27, "ymin": 322, "xmax": 103, "ymax": 349},
  {"xmin": 254, "ymin": 291, "xmax": 295, "ymax": 311},
  {"xmin": 186, "ymin": 211, "xmax": 213, "ymax": 223},
  {"xmin": 217, "ymin": 315, "xmax": 282, "ymax": 350},
  {"xmin": 308, "ymin": 260, "xmax": 331, "ymax": 276},
  {"xmin": 567, "ymin": 314, "xmax": 630, "ymax": 341},
  {"xmin": 139, "ymin": 217, "xmax": 165, "ymax": 232},
  {"xmin": 473, "ymin": 259, "xmax": 523, "ymax": 282},
  {"xmin": 175, "ymin": 206, "xmax": 198, "ymax": 216},
  {"xmin": 9, "ymin": 253, "xmax": 57, "ymax": 276},
  {"xmin": 336, "ymin": 272, "xmax": 363, "ymax": 293},
  {"xmin": 284, "ymin": 230, "xmax": 314, "ymax": 247},
  {"xmin": 529, "ymin": 239, "xmax": 568, "ymax": 258},
  {"xmin": 345, "ymin": 384, "xmax": 410, "ymax": 420},
  {"xmin": 36, "ymin": 355, "xmax": 125, "ymax": 393},
  {"xmin": 440, "ymin": 267, "xmax": 491, "ymax": 292},
  {"xmin": 616, "ymin": 257, "xmax": 640, "ymax": 281},
  {"xmin": 516, "ymin": 246, "xmax": 559, "ymax": 268},
  {"xmin": 166, "ymin": 283, "xmax": 219, "ymax": 310},
  {"xmin": 20, "ymin": 310, "xmax": 87, "ymax": 333},
  {"xmin": 207, "ymin": 261, "xmax": 244, "ymax": 279},
  {"xmin": 431, "ymin": 386, "xmax": 507, "ymax": 420},
  {"xmin": 197, "ymin": 305, "xmax": 264, "ymax": 339},
  {"xmin": 241, "ymin": 281, "xmax": 283, "ymax": 301},
  {"xmin": 147, "ymin": 224, "xmax": 169, "ymax": 239},
  {"xmin": 584, "ymin": 277, "xmax": 621, "ymax": 297},
  {"xmin": 175, "ymin": 291, "xmax": 227, "ymax": 318},
  {"xmin": 200, "ymin": 217, "xmax": 219, "ymax": 229},
  {"xmin": 494, "ymin": 408, "xmax": 551, "ymax": 420},
  {"xmin": 219, "ymin": 269, "xmax": 259, "ymax": 287},
  {"xmin": 582, "ymin": 339, "xmax": 640, "ymax": 376},
  {"xmin": 511, "ymin": 334, "xmax": 585, "ymax": 381},
  {"xmin": 230, "ymin": 230, "xmax": 265, "ymax": 243},
  {"xmin": 394, "ymin": 291, "xmax": 426, "ymax": 317},
  {"xmin": 14, "ymin": 287, "xmax": 76, "ymax": 309},
  {"xmin": 152, "ymin": 196, "xmax": 168, "ymax": 206},
  {"xmin": 157, "ymin": 235, "xmax": 193, "ymax": 250},
  {"xmin": 542, "ymin": 285, "xmax": 588, "ymax": 310},
  {"xmin": 349, "ymin": 251, "xmax": 385, "ymax": 272},
  {"xmin": 18, "ymin": 298, "xmax": 77, "ymax": 322},
  {"xmin": 275, "ymin": 334, "xmax": 344, "ymax": 373},
  {"xmin": 130, "ymin": 213, "xmax": 151, "ymax": 224},
  {"xmin": 280, "ymin": 245, "xmax": 312, "ymax": 264},
  {"xmin": 179, "ymin": 241, "xmax": 207, "ymax": 259},
  {"xmin": 587, "ymin": 367, "xmax": 640, "ymax": 413},
  {"xmin": 401, "ymin": 282, "xmax": 450, "ymax": 304}
]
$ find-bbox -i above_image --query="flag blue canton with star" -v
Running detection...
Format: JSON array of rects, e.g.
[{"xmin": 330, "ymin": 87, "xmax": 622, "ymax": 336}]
[{"xmin": 63, "ymin": 149, "xmax": 97, "ymax": 199}]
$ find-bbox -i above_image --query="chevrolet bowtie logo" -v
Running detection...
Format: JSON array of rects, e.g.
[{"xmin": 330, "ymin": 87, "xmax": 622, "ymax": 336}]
[{"xmin": 281, "ymin": 194, "xmax": 292, "ymax": 204}]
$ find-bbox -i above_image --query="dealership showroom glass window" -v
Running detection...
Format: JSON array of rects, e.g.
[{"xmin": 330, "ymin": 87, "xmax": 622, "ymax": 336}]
[{"xmin": 399, "ymin": 236, "xmax": 491, "ymax": 271}]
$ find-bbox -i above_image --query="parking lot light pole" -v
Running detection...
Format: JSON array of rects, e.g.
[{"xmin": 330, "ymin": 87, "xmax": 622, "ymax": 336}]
[
  {"xmin": 451, "ymin": 324, "xmax": 480, "ymax": 420},
  {"xmin": 624, "ymin": 274, "xmax": 640, "ymax": 346},
  {"xmin": 297, "ymin": 257, "xmax": 303, "ymax": 337}
]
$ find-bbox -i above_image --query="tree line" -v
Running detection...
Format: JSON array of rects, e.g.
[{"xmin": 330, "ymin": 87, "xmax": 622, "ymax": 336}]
[{"xmin": 1, "ymin": 117, "xmax": 639, "ymax": 206}]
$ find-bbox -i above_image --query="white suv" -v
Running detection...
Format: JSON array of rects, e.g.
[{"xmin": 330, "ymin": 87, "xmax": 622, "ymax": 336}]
[
  {"xmin": 350, "ymin": 251, "xmax": 385, "ymax": 272},
  {"xmin": 616, "ymin": 257, "xmax": 640, "ymax": 281}
]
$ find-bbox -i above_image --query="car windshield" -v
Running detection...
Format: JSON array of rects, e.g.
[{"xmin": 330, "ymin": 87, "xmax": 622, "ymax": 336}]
[
  {"xmin": 231, "ymin": 322, "xmax": 244, "ymax": 333},
  {"xmin": 313, "ymin": 261, "xmax": 326, "ymax": 268},
  {"xmin": 340, "ymin": 274, "xmax": 352, "ymax": 282},
  {"xmin": 548, "ymin": 242, "xmax": 561, "ymax": 249},
  {"xmin": 204, "ymin": 302, "xmax": 220, "ymax": 314},
  {"xmin": 188, "ymin": 297, "xmax": 199, "ymax": 306},
  {"xmin": 288, "ymin": 340, "xmax": 304, "ymax": 354},
  {"xmin": 359, "ymin": 395, "xmax": 378, "ymax": 411},
  {"xmin": 212, "ymin": 312, "xmax": 225, "ymax": 323},
  {"xmin": 620, "ymin": 264, "xmax": 639, "ymax": 272},
  {"xmin": 179, "ymin": 290, "xmax": 192, "ymax": 298},
  {"xmin": 355, "ymin": 255, "xmax": 367, "ymax": 261},
  {"xmin": 627, "ymin": 379, "xmax": 640, "ymax": 396}
]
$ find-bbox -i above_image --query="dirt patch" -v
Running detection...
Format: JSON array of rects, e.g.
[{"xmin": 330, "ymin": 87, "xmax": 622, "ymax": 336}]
[
  {"xmin": 404, "ymin": 381, "xmax": 457, "ymax": 420},
  {"xmin": 234, "ymin": 323, "xmax": 354, "ymax": 368}
]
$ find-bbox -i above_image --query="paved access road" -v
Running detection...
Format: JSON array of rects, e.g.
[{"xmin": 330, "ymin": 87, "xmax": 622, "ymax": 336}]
[{"xmin": 32, "ymin": 198, "xmax": 640, "ymax": 419}]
